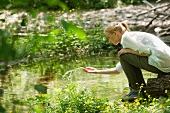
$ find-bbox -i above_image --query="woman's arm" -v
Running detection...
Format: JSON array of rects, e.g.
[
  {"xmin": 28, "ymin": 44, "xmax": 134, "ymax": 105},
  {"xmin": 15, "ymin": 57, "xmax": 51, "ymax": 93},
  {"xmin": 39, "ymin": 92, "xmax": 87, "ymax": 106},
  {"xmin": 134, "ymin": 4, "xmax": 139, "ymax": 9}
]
[
  {"xmin": 83, "ymin": 67, "xmax": 120, "ymax": 74},
  {"xmin": 118, "ymin": 48, "xmax": 150, "ymax": 57}
]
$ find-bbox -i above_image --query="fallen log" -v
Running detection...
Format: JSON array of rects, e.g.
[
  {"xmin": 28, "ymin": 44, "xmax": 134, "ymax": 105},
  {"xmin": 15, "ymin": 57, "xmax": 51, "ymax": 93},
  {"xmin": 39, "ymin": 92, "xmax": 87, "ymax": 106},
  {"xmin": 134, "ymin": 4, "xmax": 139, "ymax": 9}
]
[
  {"xmin": 146, "ymin": 75, "xmax": 170, "ymax": 97},
  {"xmin": 136, "ymin": 3, "xmax": 170, "ymax": 17}
]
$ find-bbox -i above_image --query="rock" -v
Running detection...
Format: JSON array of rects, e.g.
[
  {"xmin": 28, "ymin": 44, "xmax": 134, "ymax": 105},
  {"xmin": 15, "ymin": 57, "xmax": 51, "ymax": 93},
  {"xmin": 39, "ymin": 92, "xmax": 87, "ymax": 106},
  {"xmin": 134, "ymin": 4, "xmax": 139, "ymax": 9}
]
[{"xmin": 126, "ymin": 14, "xmax": 133, "ymax": 18}]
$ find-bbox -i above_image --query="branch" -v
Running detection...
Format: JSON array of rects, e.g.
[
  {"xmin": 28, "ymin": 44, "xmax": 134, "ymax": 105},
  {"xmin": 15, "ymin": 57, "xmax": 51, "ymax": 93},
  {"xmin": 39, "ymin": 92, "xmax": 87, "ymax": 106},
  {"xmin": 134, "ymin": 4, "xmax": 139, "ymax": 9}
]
[
  {"xmin": 143, "ymin": 0, "xmax": 154, "ymax": 8},
  {"xmin": 136, "ymin": 3, "xmax": 170, "ymax": 17},
  {"xmin": 144, "ymin": 5, "xmax": 170, "ymax": 29},
  {"xmin": 155, "ymin": 10, "xmax": 170, "ymax": 16}
]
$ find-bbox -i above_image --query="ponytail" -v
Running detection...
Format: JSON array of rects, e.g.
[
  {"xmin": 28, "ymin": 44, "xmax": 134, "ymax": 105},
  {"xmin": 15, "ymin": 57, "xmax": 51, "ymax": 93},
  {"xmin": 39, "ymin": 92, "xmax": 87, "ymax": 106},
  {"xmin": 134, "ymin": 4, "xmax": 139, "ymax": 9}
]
[{"xmin": 121, "ymin": 22, "xmax": 130, "ymax": 31}]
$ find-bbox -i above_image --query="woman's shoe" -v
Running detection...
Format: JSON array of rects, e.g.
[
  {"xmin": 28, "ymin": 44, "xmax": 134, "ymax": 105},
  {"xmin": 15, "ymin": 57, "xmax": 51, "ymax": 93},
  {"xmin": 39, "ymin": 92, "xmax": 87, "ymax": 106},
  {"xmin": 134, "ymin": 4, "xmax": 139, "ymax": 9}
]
[{"xmin": 122, "ymin": 88, "xmax": 139, "ymax": 102}]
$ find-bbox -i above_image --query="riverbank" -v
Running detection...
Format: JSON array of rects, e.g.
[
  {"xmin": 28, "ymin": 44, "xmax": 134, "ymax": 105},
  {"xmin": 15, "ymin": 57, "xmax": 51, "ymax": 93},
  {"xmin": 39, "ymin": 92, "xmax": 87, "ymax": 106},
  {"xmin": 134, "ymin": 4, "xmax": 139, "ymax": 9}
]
[
  {"xmin": 0, "ymin": 2, "xmax": 169, "ymax": 31},
  {"xmin": 0, "ymin": 1, "xmax": 169, "ymax": 44}
]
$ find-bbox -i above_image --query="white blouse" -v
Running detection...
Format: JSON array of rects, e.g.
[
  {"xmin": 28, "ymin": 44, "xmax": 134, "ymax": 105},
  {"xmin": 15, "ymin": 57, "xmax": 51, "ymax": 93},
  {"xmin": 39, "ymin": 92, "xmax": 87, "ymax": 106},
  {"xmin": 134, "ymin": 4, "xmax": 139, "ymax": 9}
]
[{"xmin": 116, "ymin": 31, "xmax": 170, "ymax": 73}]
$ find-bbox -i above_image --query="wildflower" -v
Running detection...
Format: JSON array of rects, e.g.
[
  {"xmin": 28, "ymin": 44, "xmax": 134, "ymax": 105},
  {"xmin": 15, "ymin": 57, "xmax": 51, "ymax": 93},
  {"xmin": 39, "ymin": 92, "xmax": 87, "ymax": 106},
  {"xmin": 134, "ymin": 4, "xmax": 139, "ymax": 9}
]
[
  {"xmin": 135, "ymin": 99, "xmax": 140, "ymax": 106},
  {"xmin": 138, "ymin": 98, "xmax": 143, "ymax": 101},
  {"xmin": 136, "ymin": 102, "xmax": 140, "ymax": 106},
  {"xmin": 68, "ymin": 108, "xmax": 72, "ymax": 112},
  {"xmin": 128, "ymin": 103, "xmax": 132, "ymax": 107},
  {"xmin": 85, "ymin": 99, "xmax": 91, "ymax": 104},
  {"xmin": 134, "ymin": 99, "xmax": 139, "ymax": 103},
  {"xmin": 153, "ymin": 98, "xmax": 156, "ymax": 101},
  {"xmin": 105, "ymin": 106, "xmax": 110, "ymax": 110},
  {"xmin": 166, "ymin": 99, "xmax": 169, "ymax": 103},
  {"xmin": 150, "ymin": 103, "xmax": 154, "ymax": 106},
  {"xmin": 46, "ymin": 24, "xmax": 51, "ymax": 26},
  {"xmin": 96, "ymin": 106, "xmax": 100, "ymax": 108},
  {"xmin": 165, "ymin": 90, "xmax": 168, "ymax": 93},
  {"xmin": 140, "ymin": 85, "xmax": 143, "ymax": 89},
  {"xmin": 124, "ymin": 102, "xmax": 129, "ymax": 107},
  {"xmin": 159, "ymin": 104, "xmax": 163, "ymax": 109},
  {"xmin": 152, "ymin": 109, "xmax": 156, "ymax": 112},
  {"xmin": 148, "ymin": 95, "xmax": 151, "ymax": 98}
]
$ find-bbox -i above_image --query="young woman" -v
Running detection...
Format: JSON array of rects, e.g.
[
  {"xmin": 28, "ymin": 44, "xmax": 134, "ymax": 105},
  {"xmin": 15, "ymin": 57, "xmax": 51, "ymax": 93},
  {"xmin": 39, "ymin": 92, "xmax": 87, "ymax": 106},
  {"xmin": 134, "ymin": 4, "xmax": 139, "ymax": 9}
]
[{"xmin": 83, "ymin": 22, "xmax": 170, "ymax": 101}]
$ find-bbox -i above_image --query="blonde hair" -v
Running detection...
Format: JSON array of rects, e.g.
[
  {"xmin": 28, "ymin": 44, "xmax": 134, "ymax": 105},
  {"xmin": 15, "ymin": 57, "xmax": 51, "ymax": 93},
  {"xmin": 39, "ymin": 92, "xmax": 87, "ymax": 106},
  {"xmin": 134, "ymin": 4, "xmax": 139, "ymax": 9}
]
[{"xmin": 104, "ymin": 22, "xmax": 130, "ymax": 34}]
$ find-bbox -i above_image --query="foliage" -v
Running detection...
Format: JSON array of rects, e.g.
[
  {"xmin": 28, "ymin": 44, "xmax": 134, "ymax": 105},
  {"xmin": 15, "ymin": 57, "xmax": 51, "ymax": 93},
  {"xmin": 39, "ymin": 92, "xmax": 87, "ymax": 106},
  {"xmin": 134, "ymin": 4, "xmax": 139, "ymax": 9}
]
[
  {"xmin": 9, "ymin": 0, "xmax": 68, "ymax": 11},
  {"xmin": 27, "ymin": 83, "xmax": 170, "ymax": 113},
  {"xmin": 12, "ymin": 26, "xmax": 114, "ymax": 60},
  {"xmin": 27, "ymin": 83, "xmax": 110, "ymax": 113},
  {"xmin": 1, "ymin": 0, "xmax": 118, "ymax": 10},
  {"xmin": 61, "ymin": 20, "xmax": 87, "ymax": 41},
  {"xmin": 0, "ymin": 0, "xmax": 159, "ymax": 10},
  {"xmin": 121, "ymin": 0, "xmax": 143, "ymax": 4}
]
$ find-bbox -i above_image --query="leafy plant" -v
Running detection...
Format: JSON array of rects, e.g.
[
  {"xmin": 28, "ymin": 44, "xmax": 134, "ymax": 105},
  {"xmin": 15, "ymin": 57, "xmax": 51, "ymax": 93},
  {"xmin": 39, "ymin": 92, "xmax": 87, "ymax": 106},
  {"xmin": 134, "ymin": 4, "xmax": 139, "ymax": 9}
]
[{"xmin": 27, "ymin": 83, "xmax": 110, "ymax": 113}]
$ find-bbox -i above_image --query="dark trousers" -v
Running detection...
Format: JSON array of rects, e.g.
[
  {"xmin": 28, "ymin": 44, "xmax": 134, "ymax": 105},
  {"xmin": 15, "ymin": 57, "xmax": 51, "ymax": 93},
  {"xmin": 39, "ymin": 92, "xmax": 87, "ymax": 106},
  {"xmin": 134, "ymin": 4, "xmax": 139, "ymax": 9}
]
[{"xmin": 120, "ymin": 53, "xmax": 169, "ymax": 90}]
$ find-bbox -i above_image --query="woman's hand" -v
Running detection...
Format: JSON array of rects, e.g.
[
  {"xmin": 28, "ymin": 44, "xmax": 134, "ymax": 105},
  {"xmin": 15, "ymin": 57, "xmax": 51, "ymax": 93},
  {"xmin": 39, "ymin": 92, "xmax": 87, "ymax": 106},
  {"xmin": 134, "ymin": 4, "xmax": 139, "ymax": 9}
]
[
  {"xmin": 118, "ymin": 48, "xmax": 131, "ymax": 56},
  {"xmin": 118, "ymin": 48, "xmax": 150, "ymax": 57},
  {"xmin": 82, "ymin": 67, "xmax": 97, "ymax": 73}
]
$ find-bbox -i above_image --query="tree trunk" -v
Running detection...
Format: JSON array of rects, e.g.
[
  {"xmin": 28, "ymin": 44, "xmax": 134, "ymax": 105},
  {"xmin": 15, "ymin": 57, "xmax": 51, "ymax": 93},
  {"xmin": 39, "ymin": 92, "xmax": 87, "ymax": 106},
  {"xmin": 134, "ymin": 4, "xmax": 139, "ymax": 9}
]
[{"xmin": 146, "ymin": 75, "xmax": 170, "ymax": 97}]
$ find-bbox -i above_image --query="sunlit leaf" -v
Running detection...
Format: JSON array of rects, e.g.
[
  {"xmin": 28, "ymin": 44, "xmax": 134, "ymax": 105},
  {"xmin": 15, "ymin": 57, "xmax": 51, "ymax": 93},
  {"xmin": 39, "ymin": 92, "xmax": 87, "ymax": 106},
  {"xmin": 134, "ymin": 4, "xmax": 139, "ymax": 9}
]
[
  {"xmin": 47, "ymin": 0, "xmax": 68, "ymax": 10},
  {"xmin": 58, "ymin": 2, "xmax": 68, "ymax": 11},
  {"xmin": 61, "ymin": 20, "xmax": 87, "ymax": 41},
  {"xmin": 34, "ymin": 84, "xmax": 47, "ymax": 94}
]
